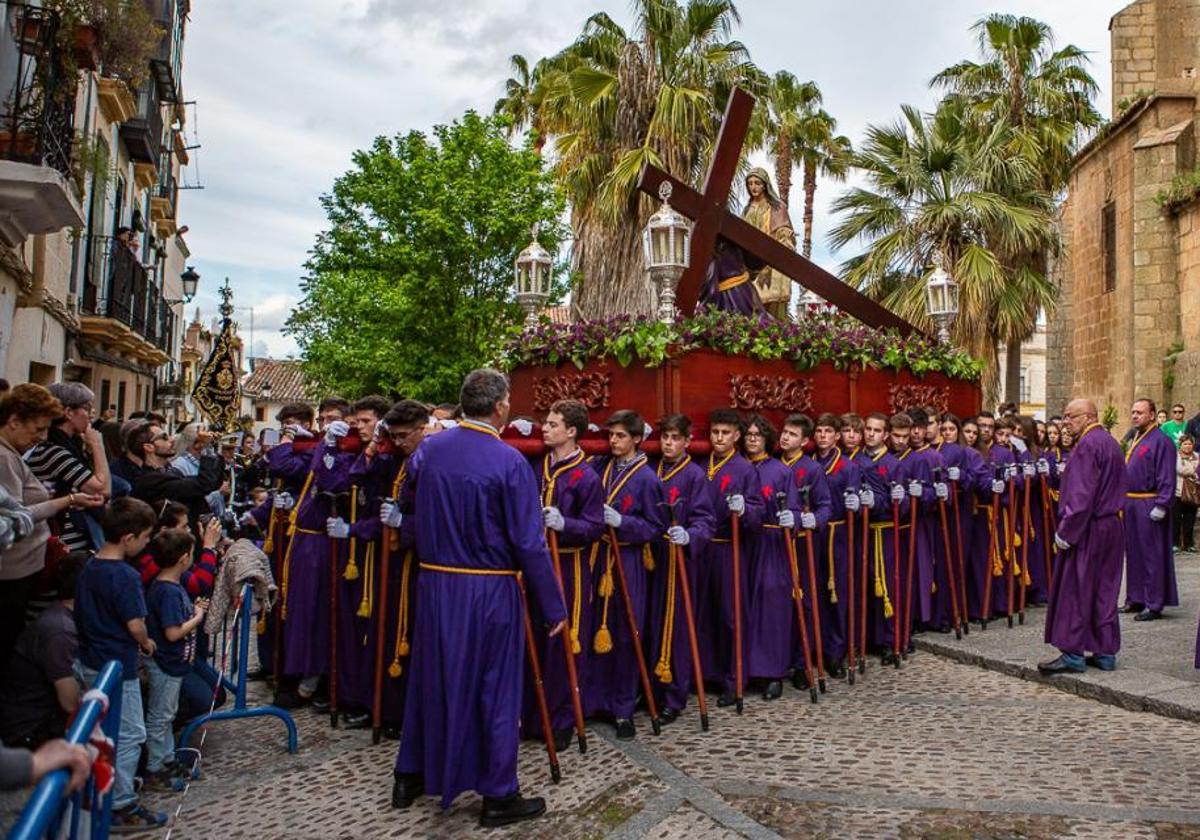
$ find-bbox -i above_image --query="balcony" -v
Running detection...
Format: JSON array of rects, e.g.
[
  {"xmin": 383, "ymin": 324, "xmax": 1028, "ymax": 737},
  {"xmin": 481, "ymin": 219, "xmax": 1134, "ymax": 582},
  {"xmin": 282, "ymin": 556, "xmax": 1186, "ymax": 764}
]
[
  {"xmin": 0, "ymin": 2, "xmax": 84, "ymax": 246},
  {"xmin": 150, "ymin": 172, "xmax": 176, "ymax": 237},
  {"xmin": 79, "ymin": 235, "xmax": 170, "ymax": 366},
  {"xmin": 118, "ymin": 78, "xmax": 163, "ymax": 164}
]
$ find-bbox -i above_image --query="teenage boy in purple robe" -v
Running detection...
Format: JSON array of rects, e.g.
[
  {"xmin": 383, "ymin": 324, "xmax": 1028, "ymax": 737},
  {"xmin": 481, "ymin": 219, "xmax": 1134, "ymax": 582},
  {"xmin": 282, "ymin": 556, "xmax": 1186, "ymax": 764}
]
[
  {"xmin": 742, "ymin": 415, "xmax": 801, "ymax": 700},
  {"xmin": 648, "ymin": 414, "xmax": 715, "ymax": 723},
  {"xmin": 531, "ymin": 399, "xmax": 603, "ymax": 751},
  {"xmin": 812, "ymin": 413, "xmax": 860, "ymax": 677},
  {"xmin": 859, "ymin": 413, "xmax": 902, "ymax": 661},
  {"xmin": 393, "ymin": 369, "xmax": 565, "ymax": 827},
  {"xmin": 1122, "ymin": 398, "xmax": 1179, "ymax": 621},
  {"xmin": 904, "ymin": 409, "xmax": 947, "ymax": 631},
  {"xmin": 1039, "ymin": 399, "xmax": 1126, "ymax": 675},
  {"xmin": 986, "ymin": 420, "xmax": 1022, "ymax": 619}
]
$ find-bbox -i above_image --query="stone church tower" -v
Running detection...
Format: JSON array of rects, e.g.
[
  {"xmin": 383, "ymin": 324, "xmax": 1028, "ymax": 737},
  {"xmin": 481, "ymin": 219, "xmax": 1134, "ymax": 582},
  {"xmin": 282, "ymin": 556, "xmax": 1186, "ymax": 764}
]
[{"xmin": 1047, "ymin": 0, "xmax": 1200, "ymax": 418}]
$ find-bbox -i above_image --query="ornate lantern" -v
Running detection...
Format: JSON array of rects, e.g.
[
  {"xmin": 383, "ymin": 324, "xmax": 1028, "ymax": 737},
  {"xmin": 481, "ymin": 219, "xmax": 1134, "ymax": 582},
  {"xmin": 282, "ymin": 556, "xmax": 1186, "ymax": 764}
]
[
  {"xmin": 642, "ymin": 182, "xmax": 691, "ymax": 322},
  {"xmin": 925, "ymin": 255, "xmax": 959, "ymax": 343},
  {"xmin": 514, "ymin": 224, "xmax": 553, "ymax": 328}
]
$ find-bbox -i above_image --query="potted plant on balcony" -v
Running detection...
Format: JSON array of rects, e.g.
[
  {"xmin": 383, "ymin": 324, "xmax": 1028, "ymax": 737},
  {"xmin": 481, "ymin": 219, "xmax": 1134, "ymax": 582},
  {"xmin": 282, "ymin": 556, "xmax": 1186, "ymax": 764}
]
[{"xmin": 46, "ymin": 0, "xmax": 162, "ymax": 90}]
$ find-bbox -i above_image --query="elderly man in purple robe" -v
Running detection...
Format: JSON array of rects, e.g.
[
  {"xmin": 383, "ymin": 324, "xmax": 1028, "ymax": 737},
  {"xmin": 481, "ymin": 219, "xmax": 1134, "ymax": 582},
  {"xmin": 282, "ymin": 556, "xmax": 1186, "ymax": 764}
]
[
  {"xmin": 1039, "ymin": 399, "xmax": 1126, "ymax": 675},
  {"xmin": 648, "ymin": 414, "xmax": 715, "ymax": 724},
  {"xmin": 392, "ymin": 369, "xmax": 565, "ymax": 827},
  {"xmin": 699, "ymin": 409, "xmax": 764, "ymax": 706},
  {"xmin": 699, "ymin": 238, "xmax": 767, "ymax": 317},
  {"xmin": 587, "ymin": 410, "xmax": 664, "ymax": 739},
  {"xmin": 530, "ymin": 399, "xmax": 603, "ymax": 751},
  {"xmin": 1122, "ymin": 398, "xmax": 1179, "ymax": 622}
]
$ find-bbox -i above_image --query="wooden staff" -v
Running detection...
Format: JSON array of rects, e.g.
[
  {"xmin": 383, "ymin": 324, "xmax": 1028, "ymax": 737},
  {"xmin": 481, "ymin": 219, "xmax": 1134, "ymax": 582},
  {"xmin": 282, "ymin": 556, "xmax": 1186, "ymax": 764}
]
[
  {"xmin": 799, "ymin": 487, "xmax": 826, "ymax": 693},
  {"xmin": 847, "ymin": 503, "xmax": 857, "ymax": 684},
  {"xmin": 1039, "ymin": 472, "xmax": 1055, "ymax": 591},
  {"xmin": 730, "ymin": 510, "xmax": 745, "ymax": 714},
  {"xmin": 779, "ymin": 497, "xmax": 819, "ymax": 703},
  {"xmin": 269, "ymin": 506, "xmax": 284, "ymax": 686},
  {"xmin": 902, "ymin": 484, "xmax": 919, "ymax": 656},
  {"xmin": 859, "ymin": 501, "xmax": 869, "ymax": 676},
  {"xmin": 933, "ymin": 468, "xmax": 962, "ymax": 640},
  {"xmin": 949, "ymin": 474, "xmax": 969, "ymax": 635},
  {"xmin": 982, "ymin": 466, "xmax": 1002, "ymax": 631},
  {"xmin": 516, "ymin": 575, "xmax": 561, "ymax": 784},
  {"xmin": 371, "ymin": 503, "xmax": 394, "ymax": 744},
  {"xmin": 666, "ymin": 502, "xmax": 709, "ymax": 731},
  {"xmin": 1019, "ymin": 467, "xmax": 1032, "ymax": 624},
  {"xmin": 607, "ymin": 528, "xmax": 662, "ymax": 734},
  {"xmin": 547, "ymin": 530, "xmax": 588, "ymax": 753},
  {"xmin": 1005, "ymin": 468, "xmax": 1017, "ymax": 628},
  {"xmin": 328, "ymin": 508, "xmax": 340, "ymax": 728},
  {"xmin": 891, "ymin": 490, "xmax": 902, "ymax": 668}
]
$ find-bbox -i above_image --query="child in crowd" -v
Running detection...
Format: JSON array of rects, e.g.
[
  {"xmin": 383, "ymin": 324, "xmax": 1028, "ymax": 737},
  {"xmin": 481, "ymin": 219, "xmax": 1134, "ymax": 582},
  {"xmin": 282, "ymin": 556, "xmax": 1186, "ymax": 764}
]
[
  {"xmin": 74, "ymin": 497, "xmax": 167, "ymax": 832},
  {"xmin": 143, "ymin": 529, "xmax": 207, "ymax": 791},
  {"xmin": 136, "ymin": 500, "xmax": 221, "ymax": 596}
]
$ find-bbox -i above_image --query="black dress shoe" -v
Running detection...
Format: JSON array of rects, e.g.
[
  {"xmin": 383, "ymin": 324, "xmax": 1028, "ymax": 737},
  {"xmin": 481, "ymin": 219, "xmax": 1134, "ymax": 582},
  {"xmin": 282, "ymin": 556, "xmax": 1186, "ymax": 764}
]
[
  {"xmin": 244, "ymin": 667, "xmax": 268, "ymax": 682},
  {"xmin": 1037, "ymin": 656, "xmax": 1085, "ymax": 675},
  {"xmin": 551, "ymin": 728, "xmax": 573, "ymax": 752},
  {"xmin": 716, "ymin": 691, "xmax": 737, "ymax": 707},
  {"xmin": 382, "ymin": 725, "xmax": 402, "ymax": 741},
  {"xmin": 760, "ymin": 680, "xmax": 783, "ymax": 700},
  {"xmin": 391, "ymin": 773, "xmax": 423, "ymax": 809},
  {"xmin": 479, "ymin": 793, "xmax": 546, "ymax": 828},
  {"xmin": 880, "ymin": 650, "xmax": 898, "ymax": 666},
  {"xmin": 341, "ymin": 711, "xmax": 370, "ymax": 729},
  {"xmin": 614, "ymin": 718, "xmax": 635, "ymax": 740},
  {"xmin": 790, "ymin": 671, "xmax": 809, "ymax": 690},
  {"xmin": 272, "ymin": 690, "xmax": 308, "ymax": 710},
  {"xmin": 1124, "ymin": 603, "xmax": 1144, "ymax": 614},
  {"xmin": 310, "ymin": 694, "xmax": 331, "ymax": 713},
  {"xmin": 658, "ymin": 707, "xmax": 680, "ymax": 725},
  {"xmin": 826, "ymin": 659, "xmax": 846, "ymax": 679},
  {"xmin": 1134, "ymin": 609, "xmax": 1161, "ymax": 622}
]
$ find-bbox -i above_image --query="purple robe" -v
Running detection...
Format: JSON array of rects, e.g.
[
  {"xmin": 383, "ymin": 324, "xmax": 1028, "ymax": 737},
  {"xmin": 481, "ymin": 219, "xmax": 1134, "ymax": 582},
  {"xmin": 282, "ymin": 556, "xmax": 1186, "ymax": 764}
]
[
  {"xmin": 813, "ymin": 449, "xmax": 859, "ymax": 662},
  {"xmin": 936, "ymin": 442, "xmax": 976, "ymax": 621},
  {"xmin": 523, "ymin": 449, "xmax": 603, "ymax": 736},
  {"xmin": 281, "ymin": 442, "xmax": 357, "ymax": 678},
  {"xmin": 395, "ymin": 422, "xmax": 565, "ymax": 809},
  {"xmin": 985, "ymin": 444, "xmax": 1020, "ymax": 618},
  {"xmin": 1045, "ymin": 425, "xmax": 1126, "ymax": 657},
  {"xmin": 696, "ymin": 452, "xmax": 764, "ymax": 693},
  {"xmin": 782, "ymin": 453, "xmax": 832, "ymax": 668},
  {"xmin": 586, "ymin": 454, "xmax": 665, "ymax": 719},
  {"xmin": 1123, "ymin": 426, "xmax": 1179, "ymax": 612},
  {"xmin": 647, "ymin": 456, "xmax": 715, "ymax": 713},
  {"xmin": 860, "ymin": 448, "xmax": 902, "ymax": 649},
  {"xmin": 746, "ymin": 455, "xmax": 801, "ymax": 680},
  {"xmin": 957, "ymin": 446, "xmax": 992, "ymax": 620},
  {"xmin": 894, "ymin": 446, "xmax": 939, "ymax": 632},
  {"xmin": 699, "ymin": 240, "xmax": 766, "ymax": 316}
]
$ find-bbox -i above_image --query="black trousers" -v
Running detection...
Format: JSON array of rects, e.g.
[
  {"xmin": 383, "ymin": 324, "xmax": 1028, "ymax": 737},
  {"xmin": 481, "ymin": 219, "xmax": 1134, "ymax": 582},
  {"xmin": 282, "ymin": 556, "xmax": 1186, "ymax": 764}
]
[
  {"xmin": 0, "ymin": 572, "xmax": 37, "ymax": 668},
  {"xmin": 1175, "ymin": 500, "xmax": 1197, "ymax": 550}
]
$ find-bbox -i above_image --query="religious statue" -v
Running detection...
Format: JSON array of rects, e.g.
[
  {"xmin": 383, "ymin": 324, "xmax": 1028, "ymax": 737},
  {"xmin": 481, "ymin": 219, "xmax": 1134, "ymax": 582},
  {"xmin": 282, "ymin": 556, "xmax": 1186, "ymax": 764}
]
[
  {"xmin": 741, "ymin": 168, "xmax": 796, "ymax": 320},
  {"xmin": 699, "ymin": 238, "xmax": 766, "ymax": 316}
]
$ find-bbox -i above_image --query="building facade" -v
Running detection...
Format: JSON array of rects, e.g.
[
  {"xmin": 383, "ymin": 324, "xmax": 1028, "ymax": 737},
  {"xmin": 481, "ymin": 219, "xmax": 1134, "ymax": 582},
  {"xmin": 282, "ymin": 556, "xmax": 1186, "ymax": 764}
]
[
  {"xmin": 240, "ymin": 358, "xmax": 311, "ymax": 439},
  {"xmin": 1048, "ymin": 0, "xmax": 1200, "ymax": 416},
  {"xmin": 0, "ymin": 0, "xmax": 198, "ymax": 414}
]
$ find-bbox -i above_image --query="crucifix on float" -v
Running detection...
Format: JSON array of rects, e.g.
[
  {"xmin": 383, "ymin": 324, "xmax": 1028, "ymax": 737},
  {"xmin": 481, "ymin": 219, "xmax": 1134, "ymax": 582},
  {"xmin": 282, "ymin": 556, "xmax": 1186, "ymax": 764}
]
[{"xmin": 634, "ymin": 87, "xmax": 918, "ymax": 335}]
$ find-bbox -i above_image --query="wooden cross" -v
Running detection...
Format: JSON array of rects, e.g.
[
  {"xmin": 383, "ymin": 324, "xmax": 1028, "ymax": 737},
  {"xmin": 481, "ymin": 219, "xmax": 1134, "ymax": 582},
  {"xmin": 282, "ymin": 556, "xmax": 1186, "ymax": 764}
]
[{"xmin": 635, "ymin": 87, "xmax": 918, "ymax": 335}]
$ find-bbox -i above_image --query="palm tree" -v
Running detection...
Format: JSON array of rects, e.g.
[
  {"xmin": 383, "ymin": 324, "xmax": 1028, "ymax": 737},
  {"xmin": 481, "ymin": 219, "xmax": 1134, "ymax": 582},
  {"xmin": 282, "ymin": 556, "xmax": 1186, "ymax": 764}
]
[
  {"xmin": 493, "ymin": 54, "xmax": 548, "ymax": 154},
  {"xmin": 829, "ymin": 102, "xmax": 1057, "ymax": 400},
  {"xmin": 931, "ymin": 14, "xmax": 1100, "ymax": 404},
  {"xmin": 529, "ymin": 0, "xmax": 764, "ymax": 318}
]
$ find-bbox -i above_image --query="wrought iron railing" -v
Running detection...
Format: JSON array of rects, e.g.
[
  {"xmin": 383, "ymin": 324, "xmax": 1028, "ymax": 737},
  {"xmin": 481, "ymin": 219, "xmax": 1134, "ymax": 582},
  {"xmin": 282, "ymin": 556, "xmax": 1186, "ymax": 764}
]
[
  {"xmin": 0, "ymin": 1, "xmax": 78, "ymax": 177},
  {"xmin": 82, "ymin": 235, "xmax": 171, "ymax": 352}
]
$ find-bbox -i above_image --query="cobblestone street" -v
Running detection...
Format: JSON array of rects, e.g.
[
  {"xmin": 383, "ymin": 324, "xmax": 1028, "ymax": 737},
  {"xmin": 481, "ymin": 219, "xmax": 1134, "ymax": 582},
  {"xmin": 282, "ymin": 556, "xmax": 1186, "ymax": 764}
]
[{"xmin": 125, "ymin": 644, "xmax": 1200, "ymax": 840}]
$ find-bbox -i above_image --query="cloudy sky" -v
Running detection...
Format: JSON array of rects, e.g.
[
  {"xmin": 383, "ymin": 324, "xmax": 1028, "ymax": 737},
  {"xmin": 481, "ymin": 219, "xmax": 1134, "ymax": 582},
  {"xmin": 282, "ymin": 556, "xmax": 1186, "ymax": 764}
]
[{"xmin": 178, "ymin": 0, "xmax": 1130, "ymax": 359}]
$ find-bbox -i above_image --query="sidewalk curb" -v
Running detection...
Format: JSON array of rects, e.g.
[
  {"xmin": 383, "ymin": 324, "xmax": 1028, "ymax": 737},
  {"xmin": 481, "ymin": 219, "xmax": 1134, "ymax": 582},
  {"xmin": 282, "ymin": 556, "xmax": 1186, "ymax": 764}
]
[{"xmin": 916, "ymin": 637, "xmax": 1200, "ymax": 725}]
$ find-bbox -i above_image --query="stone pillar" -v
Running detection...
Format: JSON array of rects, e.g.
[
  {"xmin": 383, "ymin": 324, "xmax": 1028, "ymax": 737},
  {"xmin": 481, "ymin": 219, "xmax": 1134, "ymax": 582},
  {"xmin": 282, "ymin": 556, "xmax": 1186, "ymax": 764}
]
[
  {"xmin": 1111, "ymin": 0, "xmax": 1158, "ymax": 114},
  {"xmin": 1045, "ymin": 215, "xmax": 1074, "ymax": 414}
]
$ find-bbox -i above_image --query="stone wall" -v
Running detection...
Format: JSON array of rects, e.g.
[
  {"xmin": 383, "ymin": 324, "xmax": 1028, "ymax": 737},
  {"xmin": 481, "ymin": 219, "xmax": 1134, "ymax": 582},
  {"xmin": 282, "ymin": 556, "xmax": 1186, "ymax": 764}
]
[
  {"xmin": 1172, "ymin": 202, "xmax": 1200, "ymax": 411},
  {"xmin": 1112, "ymin": 0, "xmax": 1158, "ymax": 113}
]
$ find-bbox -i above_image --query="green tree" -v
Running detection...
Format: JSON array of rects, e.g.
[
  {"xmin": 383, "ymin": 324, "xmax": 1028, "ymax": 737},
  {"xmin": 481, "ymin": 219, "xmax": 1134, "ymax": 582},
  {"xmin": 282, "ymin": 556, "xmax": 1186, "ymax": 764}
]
[
  {"xmin": 829, "ymin": 102, "xmax": 1056, "ymax": 400},
  {"xmin": 493, "ymin": 54, "xmax": 548, "ymax": 154},
  {"xmin": 932, "ymin": 14, "xmax": 1100, "ymax": 404},
  {"xmin": 286, "ymin": 112, "xmax": 565, "ymax": 402},
  {"xmin": 523, "ymin": 0, "xmax": 763, "ymax": 317}
]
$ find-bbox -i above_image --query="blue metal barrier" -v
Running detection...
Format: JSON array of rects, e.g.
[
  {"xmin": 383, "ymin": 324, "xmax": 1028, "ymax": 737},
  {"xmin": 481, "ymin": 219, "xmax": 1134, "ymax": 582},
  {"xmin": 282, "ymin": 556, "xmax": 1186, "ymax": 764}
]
[
  {"xmin": 8, "ymin": 660, "xmax": 122, "ymax": 840},
  {"xmin": 178, "ymin": 584, "xmax": 298, "ymax": 754}
]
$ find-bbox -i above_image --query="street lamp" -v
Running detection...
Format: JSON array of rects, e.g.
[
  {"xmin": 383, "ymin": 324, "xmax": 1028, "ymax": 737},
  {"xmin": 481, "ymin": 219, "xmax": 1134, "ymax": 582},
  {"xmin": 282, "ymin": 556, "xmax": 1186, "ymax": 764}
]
[
  {"xmin": 180, "ymin": 266, "xmax": 199, "ymax": 302},
  {"xmin": 260, "ymin": 381, "xmax": 272, "ymax": 403},
  {"xmin": 643, "ymin": 181, "xmax": 690, "ymax": 322},
  {"xmin": 514, "ymin": 224, "xmax": 553, "ymax": 328},
  {"xmin": 925, "ymin": 254, "xmax": 959, "ymax": 344}
]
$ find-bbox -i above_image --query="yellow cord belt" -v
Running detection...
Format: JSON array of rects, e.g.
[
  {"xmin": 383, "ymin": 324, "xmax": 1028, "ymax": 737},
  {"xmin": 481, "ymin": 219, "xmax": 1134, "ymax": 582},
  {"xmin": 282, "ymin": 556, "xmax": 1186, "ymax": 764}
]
[
  {"xmin": 654, "ymin": 546, "xmax": 677, "ymax": 684},
  {"xmin": 388, "ymin": 550, "xmax": 414, "ymax": 678},
  {"xmin": 826, "ymin": 520, "xmax": 846, "ymax": 604},
  {"xmin": 870, "ymin": 522, "xmax": 894, "ymax": 619},
  {"xmin": 279, "ymin": 471, "xmax": 317, "ymax": 621}
]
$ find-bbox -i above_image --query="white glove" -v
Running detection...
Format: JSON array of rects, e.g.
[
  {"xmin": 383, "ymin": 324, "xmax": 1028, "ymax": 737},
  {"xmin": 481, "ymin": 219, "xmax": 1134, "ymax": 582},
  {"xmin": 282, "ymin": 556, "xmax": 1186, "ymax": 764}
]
[
  {"xmin": 843, "ymin": 491, "xmax": 861, "ymax": 512},
  {"xmin": 1022, "ymin": 462, "xmax": 1035, "ymax": 478},
  {"xmin": 800, "ymin": 511, "xmax": 817, "ymax": 530},
  {"xmin": 991, "ymin": 480, "xmax": 1005, "ymax": 495},
  {"xmin": 1006, "ymin": 464, "xmax": 1018, "ymax": 481},
  {"xmin": 380, "ymin": 500, "xmax": 403, "ymax": 528},
  {"xmin": 284, "ymin": 424, "xmax": 313, "ymax": 439},
  {"xmin": 326, "ymin": 517, "xmax": 349, "ymax": 539},
  {"xmin": 667, "ymin": 525, "xmax": 690, "ymax": 546},
  {"xmin": 934, "ymin": 482, "xmax": 949, "ymax": 501},
  {"xmin": 510, "ymin": 418, "xmax": 533, "ymax": 436},
  {"xmin": 727, "ymin": 494, "xmax": 745, "ymax": 515},
  {"xmin": 1057, "ymin": 461, "xmax": 1067, "ymax": 476},
  {"xmin": 273, "ymin": 491, "xmax": 295, "ymax": 510},
  {"xmin": 890, "ymin": 485, "xmax": 905, "ymax": 503},
  {"xmin": 1150, "ymin": 506, "xmax": 1167, "ymax": 522},
  {"xmin": 1054, "ymin": 533, "xmax": 1070, "ymax": 551},
  {"xmin": 643, "ymin": 422, "xmax": 653, "ymax": 439},
  {"xmin": 1036, "ymin": 459, "xmax": 1049, "ymax": 476},
  {"xmin": 603, "ymin": 504, "xmax": 622, "ymax": 528},
  {"xmin": 908, "ymin": 480, "xmax": 922, "ymax": 498},
  {"xmin": 542, "ymin": 506, "xmax": 565, "ymax": 532},
  {"xmin": 1012, "ymin": 437, "xmax": 1028, "ymax": 454},
  {"xmin": 859, "ymin": 488, "xmax": 875, "ymax": 509},
  {"xmin": 777, "ymin": 509, "xmax": 795, "ymax": 529},
  {"xmin": 324, "ymin": 420, "xmax": 350, "ymax": 445},
  {"xmin": 947, "ymin": 466, "xmax": 960, "ymax": 481},
  {"xmin": 587, "ymin": 423, "xmax": 600, "ymax": 433},
  {"xmin": 240, "ymin": 511, "xmax": 257, "ymax": 527}
]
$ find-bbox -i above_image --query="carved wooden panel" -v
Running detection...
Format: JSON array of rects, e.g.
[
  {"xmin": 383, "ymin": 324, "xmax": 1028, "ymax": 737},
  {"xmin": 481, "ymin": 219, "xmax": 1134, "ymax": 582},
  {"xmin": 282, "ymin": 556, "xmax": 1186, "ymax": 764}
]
[
  {"xmin": 888, "ymin": 383, "xmax": 950, "ymax": 414},
  {"xmin": 531, "ymin": 372, "xmax": 612, "ymax": 411},
  {"xmin": 728, "ymin": 374, "xmax": 813, "ymax": 413}
]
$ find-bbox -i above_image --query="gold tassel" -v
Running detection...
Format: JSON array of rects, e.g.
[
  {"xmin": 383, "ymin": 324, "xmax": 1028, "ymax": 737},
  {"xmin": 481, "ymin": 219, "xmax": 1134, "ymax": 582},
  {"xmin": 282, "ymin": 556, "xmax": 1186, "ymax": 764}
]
[
  {"xmin": 655, "ymin": 546, "xmax": 677, "ymax": 684},
  {"xmin": 357, "ymin": 543, "xmax": 375, "ymax": 618},
  {"xmin": 594, "ymin": 548, "xmax": 615, "ymax": 654},
  {"xmin": 598, "ymin": 569, "xmax": 614, "ymax": 598},
  {"xmin": 642, "ymin": 544, "xmax": 655, "ymax": 572},
  {"xmin": 570, "ymin": 551, "xmax": 582, "ymax": 655},
  {"xmin": 875, "ymin": 537, "xmax": 893, "ymax": 619},
  {"xmin": 827, "ymin": 524, "xmax": 839, "ymax": 605},
  {"xmin": 593, "ymin": 625, "xmax": 613, "ymax": 654},
  {"xmin": 344, "ymin": 488, "xmax": 360, "ymax": 581},
  {"xmin": 262, "ymin": 510, "xmax": 276, "ymax": 555},
  {"xmin": 390, "ymin": 551, "xmax": 414, "ymax": 672},
  {"xmin": 388, "ymin": 660, "xmax": 402, "ymax": 678}
]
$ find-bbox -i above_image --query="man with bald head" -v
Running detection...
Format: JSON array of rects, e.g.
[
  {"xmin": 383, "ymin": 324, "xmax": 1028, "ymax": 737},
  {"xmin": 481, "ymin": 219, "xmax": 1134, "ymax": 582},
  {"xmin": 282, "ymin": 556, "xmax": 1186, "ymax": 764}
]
[
  {"xmin": 1040, "ymin": 400, "xmax": 1127, "ymax": 674},
  {"xmin": 1122, "ymin": 398, "xmax": 1178, "ymax": 621}
]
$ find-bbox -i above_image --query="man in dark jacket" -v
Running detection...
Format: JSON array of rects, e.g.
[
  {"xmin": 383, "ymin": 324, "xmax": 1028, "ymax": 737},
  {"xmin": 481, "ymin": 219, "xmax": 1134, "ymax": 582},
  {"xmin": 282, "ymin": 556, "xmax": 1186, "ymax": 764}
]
[{"xmin": 125, "ymin": 423, "xmax": 224, "ymax": 525}]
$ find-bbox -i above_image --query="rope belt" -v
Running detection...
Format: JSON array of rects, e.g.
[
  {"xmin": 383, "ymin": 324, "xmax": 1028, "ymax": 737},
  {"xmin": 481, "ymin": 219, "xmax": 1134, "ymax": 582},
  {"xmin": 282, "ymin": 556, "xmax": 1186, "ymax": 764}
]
[
  {"xmin": 591, "ymin": 537, "xmax": 653, "ymax": 654},
  {"xmin": 871, "ymin": 528, "xmax": 893, "ymax": 618},
  {"xmin": 557, "ymin": 546, "xmax": 584, "ymax": 655},
  {"xmin": 389, "ymin": 551, "xmax": 414, "ymax": 678},
  {"xmin": 418, "ymin": 563, "xmax": 518, "ymax": 576},
  {"xmin": 826, "ymin": 520, "xmax": 846, "ymax": 604},
  {"xmin": 1126, "ymin": 492, "xmax": 1157, "ymax": 499},
  {"xmin": 655, "ymin": 547, "xmax": 678, "ymax": 684},
  {"xmin": 717, "ymin": 271, "xmax": 750, "ymax": 292}
]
